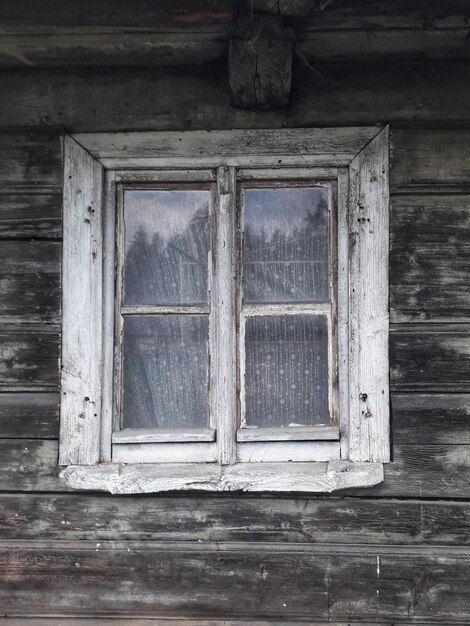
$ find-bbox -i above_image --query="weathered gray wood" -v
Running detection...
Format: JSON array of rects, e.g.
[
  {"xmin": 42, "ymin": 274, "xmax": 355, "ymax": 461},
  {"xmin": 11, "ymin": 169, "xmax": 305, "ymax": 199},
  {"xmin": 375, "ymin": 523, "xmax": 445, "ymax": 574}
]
[
  {"xmin": 229, "ymin": 13, "xmax": 293, "ymax": 108},
  {"xmin": 0, "ymin": 392, "xmax": 58, "ymax": 438},
  {"xmin": 61, "ymin": 460, "xmax": 382, "ymax": 494},
  {"xmin": 0, "ymin": 620, "xmax": 462, "ymax": 626},
  {"xmin": 0, "ymin": 241, "xmax": 60, "ymax": 324},
  {"xmin": 390, "ymin": 325, "xmax": 470, "ymax": 392},
  {"xmin": 60, "ymin": 136, "xmax": 103, "ymax": 466},
  {"xmin": 390, "ymin": 194, "xmax": 470, "ymax": 322},
  {"xmin": 5, "ymin": 492, "xmax": 470, "ymax": 546},
  {"xmin": 0, "ymin": 0, "xmax": 469, "ymax": 68},
  {"xmin": 0, "ymin": 439, "xmax": 63, "ymax": 491},
  {"xmin": 393, "ymin": 394, "xmax": 470, "ymax": 446},
  {"xmin": 348, "ymin": 126, "xmax": 390, "ymax": 462},
  {"xmin": 2, "ymin": 541, "xmax": 470, "ymax": 621},
  {"xmin": 2, "ymin": 64, "xmax": 470, "ymax": 131},
  {"xmin": 4, "ymin": 434, "xmax": 470, "ymax": 498},
  {"xmin": 72, "ymin": 127, "xmax": 379, "ymax": 169},
  {"xmin": 112, "ymin": 428, "xmax": 216, "ymax": 444},
  {"xmin": 0, "ymin": 192, "xmax": 62, "ymax": 239},
  {"xmin": 213, "ymin": 166, "xmax": 237, "ymax": 465},
  {"xmin": 0, "ymin": 131, "xmax": 62, "ymax": 187},
  {"xmin": 0, "ymin": 326, "xmax": 59, "ymax": 390},
  {"xmin": 237, "ymin": 426, "xmax": 340, "ymax": 442},
  {"xmin": 391, "ymin": 128, "xmax": 470, "ymax": 189}
]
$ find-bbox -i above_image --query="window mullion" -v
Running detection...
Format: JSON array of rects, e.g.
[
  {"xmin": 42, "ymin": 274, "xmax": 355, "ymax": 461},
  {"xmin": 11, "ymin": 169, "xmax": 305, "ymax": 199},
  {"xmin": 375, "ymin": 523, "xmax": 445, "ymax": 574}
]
[{"xmin": 212, "ymin": 165, "xmax": 237, "ymax": 465}]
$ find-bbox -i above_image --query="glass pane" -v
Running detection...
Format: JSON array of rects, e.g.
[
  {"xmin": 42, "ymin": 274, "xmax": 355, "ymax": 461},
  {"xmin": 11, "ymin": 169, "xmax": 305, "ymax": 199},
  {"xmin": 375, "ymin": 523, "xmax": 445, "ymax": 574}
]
[
  {"xmin": 121, "ymin": 315, "xmax": 209, "ymax": 429},
  {"xmin": 244, "ymin": 315, "xmax": 329, "ymax": 427},
  {"xmin": 123, "ymin": 189, "xmax": 210, "ymax": 305},
  {"xmin": 243, "ymin": 187, "xmax": 329, "ymax": 303}
]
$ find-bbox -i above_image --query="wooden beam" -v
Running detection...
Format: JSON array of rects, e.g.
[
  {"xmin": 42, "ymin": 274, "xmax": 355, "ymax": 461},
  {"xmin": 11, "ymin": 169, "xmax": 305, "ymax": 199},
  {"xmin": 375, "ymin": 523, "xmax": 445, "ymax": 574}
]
[{"xmin": 229, "ymin": 12, "xmax": 293, "ymax": 108}]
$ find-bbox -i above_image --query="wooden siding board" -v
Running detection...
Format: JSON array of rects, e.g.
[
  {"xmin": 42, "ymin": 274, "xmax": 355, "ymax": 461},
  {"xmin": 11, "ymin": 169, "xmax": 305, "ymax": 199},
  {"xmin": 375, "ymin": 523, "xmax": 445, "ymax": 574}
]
[
  {"xmin": 1, "ymin": 541, "xmax": 470, "ymax": 621},
  {"xmin": 0, "ymin": 192, "xmax": 62, "ymax": 239},
  {"xmin": 0, "ymin": 392, "xmax": 59, "ymax": 438},
  {"xmin": 0, "ymin": 130, "xmax": 62, "ymax": 187},
  {"xmin": 4, "ymin": 437, "xmax": 470, "ymax": 498},
  {"xmin": 0, "ymin": 326, "xmax": 60, "ymax": 390},
  {"xmin": 393, "ymin": 394, "xmax": 470, "ymax": 446},
  {"xmin": 2, "ymin": 63, "xmax": 470, "ymax": 131},
  {"xmin": 0, "ymin": 241, "xmax": 61, "ymax": 324},
  {"xmin": 4, "ymin": 493, "xmax": 470, "ymax": 545},
  {"xmin": 391, "ymin": 128, "xmax": 470, "ymax": 189},
  {"xmin": 390, "ymin": 194, "xmax": 470, "ymax": 322},
  {"xmin": 390, "ymin": 326, "xmax": 470, "ymax": 393}
]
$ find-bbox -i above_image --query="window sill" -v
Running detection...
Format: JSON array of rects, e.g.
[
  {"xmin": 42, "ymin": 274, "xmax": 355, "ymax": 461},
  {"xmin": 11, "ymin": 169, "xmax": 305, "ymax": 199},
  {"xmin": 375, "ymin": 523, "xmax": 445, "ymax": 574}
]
[{"xmin": 60, "ymin": 460, "xmax": 384, "ymax": 494}]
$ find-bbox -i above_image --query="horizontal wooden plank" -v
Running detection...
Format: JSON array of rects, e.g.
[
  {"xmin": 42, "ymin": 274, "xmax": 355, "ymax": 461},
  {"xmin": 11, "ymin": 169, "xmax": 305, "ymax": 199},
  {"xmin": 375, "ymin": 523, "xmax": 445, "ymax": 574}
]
[
  {"xmin": 393, "ymin": 393, "xmax": 470, "ymax": 446},
  {"xmin": 0, "ymin": 391, "xmax": 59, "ymax": 438},
  {"xmin": 4, "ymin": 492, "xmax": 470, "ymax": 546},
  {"xmin": 112, "ymin": 428, "xmax": 216, "ymax": 444},
  {"xmin": 0, "ymin": 130, "xmax": 62, "ymax": 187},
  {"xmin": 0, "ymin": 241, "xmax": 60, "ymax": 323},
  {"xmin": 0, "ymin": 617, "xmax": 466, "ymax": 626},
  {"xmin": 2, "ymin": 541, "xmax": 470, "ymax": 621},
  {"xmin": 1, "ymin": 0, "xmax": 468, "ymax": 33},
  {"xmin": 0, "ymin": 326, "xmax": 60, "ymax": 390},
  {"xmin": 0, "ymin": 192, "xmax": 62, "ymax": 239},
  {"xmin": 72, "ymin": 127, "xmax": 379, "ymax": 168},
  {"xmin": 236, "ymin": 426, "xmax": 340, "ymax": 442},
  {"xmin": 0, "ymin": 439, "xmax": 62, "ymax": 491},
  {"xmin": 391, "ymin": 129, "xmax": 470, "ymax": 189},
  {"xmin": 2, "ymin": 63, "xmax": 470, "ymax": 131},
  {"xmin": 390, "ymin": 194, "xmax": 470, "ymax": 322},
  {"xmin": 390, "ymin": 325, "xmax": 470, "ymax": 392},
  {"xmin": 2, "ymin": 435, "xmax": 470, "ymax": 498}
]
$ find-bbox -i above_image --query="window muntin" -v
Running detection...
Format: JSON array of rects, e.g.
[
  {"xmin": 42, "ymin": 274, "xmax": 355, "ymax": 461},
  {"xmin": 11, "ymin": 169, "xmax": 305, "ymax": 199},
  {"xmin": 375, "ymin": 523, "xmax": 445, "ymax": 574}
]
[{"xmin": 111, "ymin": 174, "xmax": 339, "ymax": 461}]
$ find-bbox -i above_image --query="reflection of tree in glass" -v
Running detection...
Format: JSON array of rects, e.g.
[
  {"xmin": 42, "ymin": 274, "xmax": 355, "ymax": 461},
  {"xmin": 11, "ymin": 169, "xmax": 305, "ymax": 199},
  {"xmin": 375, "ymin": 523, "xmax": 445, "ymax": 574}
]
[
  {"xmin": 123, "ymin": 205, "xmax": 209, "ymax": 305},
  {"xmin": 244, "ymin": 189, "xmax": 329, "ymax": 303}
]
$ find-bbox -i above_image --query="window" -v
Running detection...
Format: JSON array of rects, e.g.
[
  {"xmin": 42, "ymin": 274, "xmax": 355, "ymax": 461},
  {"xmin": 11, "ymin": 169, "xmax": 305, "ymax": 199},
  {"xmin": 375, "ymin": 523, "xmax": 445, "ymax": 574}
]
[{"xmin": 60, "ymin": 127, "xmax": 390, "ymax": 493}]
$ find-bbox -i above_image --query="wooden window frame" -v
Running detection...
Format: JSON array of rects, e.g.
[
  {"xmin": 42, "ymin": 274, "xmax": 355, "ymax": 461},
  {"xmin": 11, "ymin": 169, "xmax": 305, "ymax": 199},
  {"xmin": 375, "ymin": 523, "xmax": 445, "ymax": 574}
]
[{"xmin": 59, "ymin": 127, "xmax": 390, "ymax": 494}]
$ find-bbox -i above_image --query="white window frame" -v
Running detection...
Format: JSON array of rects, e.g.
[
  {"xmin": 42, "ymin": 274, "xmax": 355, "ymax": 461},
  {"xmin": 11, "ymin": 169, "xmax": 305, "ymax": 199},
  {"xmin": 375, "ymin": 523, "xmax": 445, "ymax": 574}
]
[{"xmin": 59, "ymin": 127, "xmax": 390, "ymax": 494}]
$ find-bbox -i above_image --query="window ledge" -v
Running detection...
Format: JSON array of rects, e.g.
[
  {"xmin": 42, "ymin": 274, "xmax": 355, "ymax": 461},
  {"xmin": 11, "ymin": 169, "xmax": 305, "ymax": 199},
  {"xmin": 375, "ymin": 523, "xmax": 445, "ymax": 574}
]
[{"xmin": 60, "ymin": 460, "xmax": 384, "ymax": 494}]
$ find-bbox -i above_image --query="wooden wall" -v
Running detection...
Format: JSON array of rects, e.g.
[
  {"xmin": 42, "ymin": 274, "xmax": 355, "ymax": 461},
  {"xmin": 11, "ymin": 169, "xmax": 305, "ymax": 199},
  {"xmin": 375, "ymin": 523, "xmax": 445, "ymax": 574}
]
[{"xmin": 1, "ymin": 2, "xmax": 470, "ymax": 622}]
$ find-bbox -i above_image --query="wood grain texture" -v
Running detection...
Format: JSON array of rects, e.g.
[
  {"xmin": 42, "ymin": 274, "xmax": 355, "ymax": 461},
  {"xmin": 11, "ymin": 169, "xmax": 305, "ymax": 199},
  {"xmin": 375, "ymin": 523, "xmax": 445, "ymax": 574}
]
[
  {"xmin": 61, "ymin": 461, "xmax": 382, "ymax": 494},
  {"xmin": 0, "ymin": 0, "xmax": 469, "ymax": 68},
  {"xmin": 72, "ymin": 127, "xmax": 379, "ymax": 169},
  {"xmin": 390, "ymin": 194, "xmax": 470, "ymax": 322},
  {"xmin": 0, "ymin": 241, "xmax": 60, "ymax": 324},
  {"xmin": 1, "ymin": 541, "xmax": 470, "ymax": 621},
  {"xmin": 0, "ymin": 192, "xmax": 62, "ymax": 239},
  {"xmin": 391, "ymin": 128, "xmax": 470, "ymax": 189},
  {"xmin": 5, "ymin": 492, "xmax": 470, "ymax": 545},
  {"xmin": 0, "ymin": 326, "xmax": 59, "ymax": 390},
  {"xmin": 3, "ymin": 425, "xmax": 470, "ymax": 497},
  {"xmin": 393, "ymin": 394, "xmax": 470, "ymax": 446},
  {"xmin": 390, "ymin": 325, "xmax": 470, "ymax": 392},
  {"xmin": 229, "ymin": 13, "xmax": 293, "ymax": 108},
  {"xmin": 0, "ymin": 392, "xmax": 59, "ymax": 438},
  {"xmin": 2, "ymin": 63, "xmax": 470, "ymax": 131},
  {"xmin": 0, "ymin": 617, "xmax": 465, "ymax": 626},
  {"xmin": 0, "ymin": 130, "xmax": 62, "ymax": 187},
  {"xmin": 60, "ymin": 136, "xmax": 103, "ymax": 466},
  {"xmin": 348, "ymin": 127, "xmax": 390, "ymax": 462}
]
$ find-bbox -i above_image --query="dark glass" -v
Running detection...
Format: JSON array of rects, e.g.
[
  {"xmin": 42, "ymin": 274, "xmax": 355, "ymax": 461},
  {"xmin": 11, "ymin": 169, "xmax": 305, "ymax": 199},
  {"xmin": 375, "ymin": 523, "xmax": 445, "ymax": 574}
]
[
  {"xmin": 243, "ymin": 187, "xmax": 329, "ymax": 303},
  {"xmin": 123, "ymin": 189, "xmax": 209, "ymax": 306},
  {"xmin": 121, "ymin": 315, "xmax": 209, "ymax": 429},
  {"xmin": 244, "ymin": 315, "xmax": 329, "ymax": 427}
]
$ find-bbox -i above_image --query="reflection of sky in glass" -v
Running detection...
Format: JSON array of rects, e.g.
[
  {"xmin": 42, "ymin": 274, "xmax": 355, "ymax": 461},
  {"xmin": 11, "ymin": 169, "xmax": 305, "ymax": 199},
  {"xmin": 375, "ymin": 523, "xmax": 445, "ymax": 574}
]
[
  {"xmin": 123, "ymin": 189, "xmax": 209, "ymax": 306},
  {"xmin": 243, "ymin": 187, "xmax": 329, "ymax": 303},
  {"xmin": 124, "ymin": 190, "xmax": 209, "ymax": 251}
]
